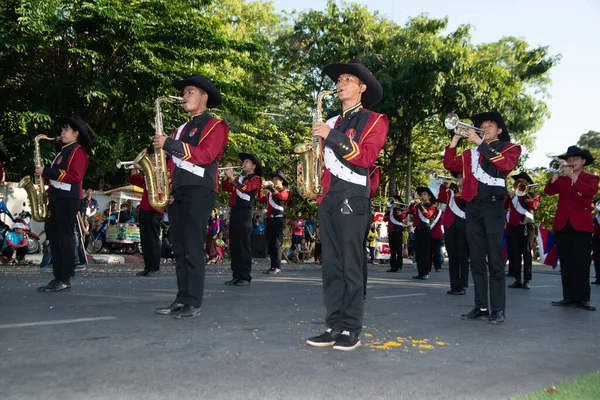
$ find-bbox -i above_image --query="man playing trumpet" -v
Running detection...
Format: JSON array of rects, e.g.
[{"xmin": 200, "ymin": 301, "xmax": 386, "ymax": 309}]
[
  {"xmin": 383, "ymin": 195, "xmax": 408, "ymax": 273},
  {"xmin": 444, "ymin": 112, "xmax": 521, "ymax": 324}
]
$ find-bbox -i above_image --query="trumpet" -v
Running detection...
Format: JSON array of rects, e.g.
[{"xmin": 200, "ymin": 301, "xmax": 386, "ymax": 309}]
[
  {"xmin": 515, "ymin": 182, "xmax": 539, "ymax": 197},
  {"xmin": 218, "ymin": 166, "xmax": 243, "ymax": 176},
  {"xmin": 116, "ymin": 159, "xmax": 137, "ymax": 169},
  {"xmin": 430, "ymin": 171, "xmax": 455, "ymax": 185},
  {"xmin": 444, "ymin": 113, "xmax": 486, "ymax": 138},
  {"xmin": 386, "ymin": 197, "xmax": 407, "ymax": 208},
  {"xmin": 548, "ymin": 159, "xmax": 574, "ymax": 175}
]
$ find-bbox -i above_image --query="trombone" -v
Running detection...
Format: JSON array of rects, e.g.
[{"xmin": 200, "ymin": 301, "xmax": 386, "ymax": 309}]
[
  {"xmin": 515, "ymin": 182, "xmax": 539, "ymax": 197},
  {"xmin": 116, "ymin": 159, "xmax": 137, "ymax": 169},
  {"xmin": 444, "ymin": 113, "xmax": 486, "ymax": 137}
]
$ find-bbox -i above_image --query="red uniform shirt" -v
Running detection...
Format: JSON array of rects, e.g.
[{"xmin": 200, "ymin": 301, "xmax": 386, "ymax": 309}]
[
  {"xmin": 506, "ymin": 194, "xmax": 540, "ymax": 226},
  {"xmin": 437, "ymin": 184, "xmax": 466, "ymax": 228},
  {"xmin": 383, "ymin": 209, "xmax": 408, "ymax": 232},
  {"xmin": 408, "ymin": 203, "xmax": 436, "ymax": 228},
  {"xmin": 128, "ymin": 172, "xmax": 164, "ymax": 214},
  {"xmin": 258, "ymin": 187, "xmax": 291, "ymax": 218},
  {"xmin": 222, "ymin": 175, "xmax": 262, "ymax": 207}
]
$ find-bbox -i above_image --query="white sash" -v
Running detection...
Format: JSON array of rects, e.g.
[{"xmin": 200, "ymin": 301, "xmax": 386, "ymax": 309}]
[
  {"xmin": 268, "ymin": 193, "xmax": 284, "ymax": 212},
  {"xmin": 174, "ymin": 123, "xmax": 187, "ymax": 140},
  {"xmin": 470, "ymin": 147, "xmax": 505, "ymax": 187},
  {"xmin": 50, "ymin": 180, "xmax": 71, "ymax": 191},
  {"xmin": 512, "ymin": 195, "xmax": 534, "ymax": 221},
  {"xmin": 325, "ymin": 116, "xmax": 339, "ymax": 129},
  {"xmin": 323, "ymin": 146, "xmax": 367, "ymax": 186},
  {"xmin": 172, "ymin": 156, "xmax": 205, "ymax": 177},
  {"xmin": 235, "ymin": 176, "xmax": 250, "ymax": 201},
  {"xmin": 430, "ymin": 209, "xmax": 443, "ymax": 229},
  {"xmin": 595, "ymin": 213, "xmax": 600, "ymax": 225},
  {"xmin": 389, "ymin": 209, "xmax": 402, "ymax": 226},
  {"xmin": 449, "ymin": 191, "xmax": 466, "ymax": 219},
  {"xmin": 417, "ymin": 208, "xmax": 429, "ymax": 225}
]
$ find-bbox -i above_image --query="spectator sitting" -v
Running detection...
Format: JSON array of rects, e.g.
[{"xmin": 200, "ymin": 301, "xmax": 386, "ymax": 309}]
[
  {"xmin": 252, "ymin": 213, "xmax": 265, "ymax": 235},
  {"xmin": 1, "ymin": 223, "xmax": 28, "ymax": 264},
  {"xmin": 283, "ymin": 246, "xmax": 298, "ymax": 263},
  {"xmin": 296, "ymin": 238, "xmax": 310, "ymax": 262},
  {"xmin": 117, "ymin": 203, "xmax": 132, "ymax": 223}
]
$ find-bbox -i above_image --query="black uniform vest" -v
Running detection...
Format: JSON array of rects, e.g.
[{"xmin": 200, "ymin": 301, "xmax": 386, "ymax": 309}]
[
  {"xmin": 232, "ymin": 174, "xmax": 259, "ymax": 210},
  {"xmin": 476, "ymin": 141, "xmax": 510, "ymax": 200},
  {"xmin": 49, "ymin": 143, "xmax": 83, "ymax": 200}
]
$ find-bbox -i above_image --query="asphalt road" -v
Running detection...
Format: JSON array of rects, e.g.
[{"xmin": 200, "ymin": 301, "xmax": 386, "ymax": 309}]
[{"xmin": 1, "ymin": 261, "xmax": 599, "ymax": 400}]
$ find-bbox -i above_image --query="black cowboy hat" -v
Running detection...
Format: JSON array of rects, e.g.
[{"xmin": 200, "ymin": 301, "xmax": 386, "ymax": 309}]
[
  {"xmin": 271, "ymin": 170, "xmax": 289, "ymax": 186},
  {"xmin": 55, "ymin": 115, "xmax": 91, "ymax": 147},
  {"xmin": 390, "ymin": 195, "xmax": 402, "ymax": 202},
  {"xmin": 511, "ymin": 171, "xmax": 534, "ymax": 185},
  {"xmin": 322, "ymin": 58, "xmax": 383, "ymax": 108},
  {"xmin": 239, "ymin": 152, "xmax": 264, "ymax": 177},
  {"xmin": 470, "ymin": 111, "xmax": 510, "ymax": 142},
  {"xmin": 172, "ymin": 74, "xmax": 222, "ymax": 108},
  {"xmin": 449, "ymin": 170, "xmax": 463, "ymax": 179},
  {"xmin": 416, "ymin": 186, "xmax": 437, "ymax": 204},
  {"xmin": 558, "ymin": 145, "xmax": 594, "ymax": 166}
]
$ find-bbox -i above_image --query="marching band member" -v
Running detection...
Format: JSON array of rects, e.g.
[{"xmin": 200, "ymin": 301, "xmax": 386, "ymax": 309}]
[
  {"xmin": 383, "ymin": 195, "xmax": 408, "ymax": 273},
  {"xmin": 306, "ymin": 59, "xmax": 387, "ymax": 351},
  {"xmin": 408, "ymin": 187, "xmax": 437, "ymax": 280},
  {"xmin": 37, "ymin": 116, "xmax": 90, "ymax": 293},
  {"xmin": 430, "ymin": 193, "xmax": 444, "ymax": 273},
  {"xmin": 444, "ymin": 111, "xmax": 521, "ymax": 324},
  {"xmin": 544, "ymin": 146, "xmax": 599, "ymax": 311},
  {"xmin": 437, "ymin": 172, "xmax": 469, "ymax": 295},
  {"xmin": 259, "ymin": 170, "xmax": 291, "ymax": 275},
  {"xmin": 593, "ymin": 199, "xmax": 600, "ymax": 285},
  {"xmin": 506, "ymin": 172, "xmax": 540, "ymax": 290},
  {"xmin": 222, "ymin": 153, "xmax": 263, "ymax": 286},
  {"xmin": 153, "ymin": 74, "xmax": 229, "ymax": 319}
]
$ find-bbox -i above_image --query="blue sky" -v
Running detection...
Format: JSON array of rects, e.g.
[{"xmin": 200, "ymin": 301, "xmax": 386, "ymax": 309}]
[{"xmin": 271, "ymin": 0, "xmax": 600, "ymax": 169}]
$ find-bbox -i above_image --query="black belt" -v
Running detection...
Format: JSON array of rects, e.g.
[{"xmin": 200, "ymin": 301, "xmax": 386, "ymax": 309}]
[{"xmin": 472, "ymin": 195, "xmax": 503, "ymax": 202}]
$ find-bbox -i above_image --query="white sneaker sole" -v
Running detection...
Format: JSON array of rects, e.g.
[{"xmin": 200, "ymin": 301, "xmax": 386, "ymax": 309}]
[
  {"xmin": 306, "ymin": 340, "xmax": 335, "ymax": 347},
  {"xmin": 332, "ymin": 341, "xmax": 362, "ymax": 351}
]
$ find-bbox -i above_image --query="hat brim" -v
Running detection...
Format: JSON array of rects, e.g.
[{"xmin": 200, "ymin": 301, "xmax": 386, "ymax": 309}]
[
  {"xmin": 416, "ymin": 186, "xmax": 437, "ymax": 204},
  {"xmin": 322, "ymin": 62, "xmax": 383, "ymax": 108},
  {"xmin": 55, "ymin": 116, "xmax": 91, "ymax": 147},
  {"xmin": 558, "ymin": 150, "xmax": 594, "ymax": 166},
  {"xmin": 239, "ymin": 152, "xmax": 264, "ymax": 177},
  {"xmin": 470, "ymin": 112, "xmax": 510, "ymax": 142},
  {"xmin": 172, "ymin": 75, "xmax": 222, "ymax": 108},
  {"xmin": 511, "ymin": 172, "xmax": 534, "ymax": 184},
  {"xmin": 272, "ymin": 171, "xmax": 289, "ymax": 186}
]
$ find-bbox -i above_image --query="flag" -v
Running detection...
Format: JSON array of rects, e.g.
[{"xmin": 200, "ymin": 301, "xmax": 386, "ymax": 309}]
[{"xmin": 538, "ymin": 226, "xmax": 558, "ymax": 269}]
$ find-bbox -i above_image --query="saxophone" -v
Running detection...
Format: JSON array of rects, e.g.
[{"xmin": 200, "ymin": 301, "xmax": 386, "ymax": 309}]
[
  {"xmin": 294, "ymin": 90, "xmax": 336, "ymax": 200},
  {"xmin": 18, "ymin": 134, "xmax": 58, "ymax": 222},
  {"xmin": 132, "ymin": 96, "xmax": 184, "ymax": 210}
]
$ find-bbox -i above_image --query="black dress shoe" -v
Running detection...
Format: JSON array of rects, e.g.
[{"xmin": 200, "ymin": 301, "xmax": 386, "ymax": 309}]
[
  {"xmin": 412, "ymin": 275, "xmax": 428, "ymax": 280},
  {"xmin": 505, "ymin": 272, "xmax": 515, "ymax": 277},
  {"xmin": 174, "ymin": 304, "xmax": 201, "ymax": 319},
  {"xmin": 224, "ymin": 278, "xmax": 239, "ymax": 285},
  {"xmin": 461, "ymin": 307, "xmax": 490, "ymax": 320},
  {"xmin": 508, "ymin": 281, "xmax": 523, "ymax": 289},
  {"xmin": 551, "ymin": 299, "xmax": 575, "ymax": 307},
  {"xmin": 37, "ymin": 279, "xmax": 57, "ymax": 292},
  {"xmin": 37, "ymin": 279, "xmax": 71, "ymax": 293},
  {"xmin": 154, "ymin": 301, "xmax": 184, "ymax": 315},
  {"xmin": 234, "ymin": 279, "xmax": 251, "ymax": 286},
  {"xmin": 386, "ymin": 268, "xmax": 400, "ymax": 273},
  {"xmin": 522, "ymin": 282, "xmax": 530, "ymax": 290},
  {"xmin": 447, "ymin": 289, "xmax": 466, "ymax": 295},
  {"xmin": 489, "ymin": 310, "xmax": 505, "ymax": 324},
  {"xmin": 135, "ymin": 270, "xmax": 149, "ymax": 276},
  {"xmin": 577, "ymin": 301, "xmax": 596, "ymax": 311}
]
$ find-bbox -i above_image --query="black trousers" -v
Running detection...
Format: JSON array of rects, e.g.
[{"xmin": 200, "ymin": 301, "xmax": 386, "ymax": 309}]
[
  {"xmin": 389, "ymin": 231, "xmax": 403, "ymax": 271},
  {"xmin": 415, "ymin": 224, "xmax": 431, "ymax": 276},
  {"xmin": 2, "ymin": 246, "xmax": 27, "ymax": 260},
  {"xmin": 266, "ymin": 217, "xmax": 284, "ymax": 270},
  {"xmin": 319, "ymin": 196, "xmax": 370, "ymax": 334},
  {"xmin": 445, "ymin": 218, "xmax": 469, "ymax": 290},
  {"xmin": 554, "ymin": 221, "xmax": 592, "ymax": 302},
  {"xmin": 431, "ymin": 238, "xmax": 443, "ymax": 271},
  {"xmin": 139, "ymin": 209, "xmax": 162, "ymax": 272},
  {"xmin": 229, "ymin": 207, "xmax": 252, "ymax": 280},
  {"xmin": 170, "ymin": 186, "xmax": 215, "ymax": 308},
  {"xmin": 465, "ymin": 199, "xmax": 505, "ymax": 311},
  {"xmin": 506, "ymin": 227, "xmax": 515, "ymax": 275},
  {"xmin": 49, "ymin": 197, "xmax": 79, "ymax": 284},
  {"xmin": 507, "ymin": 224, "xmax": 534, "ymax": 283},
  {"xmin": 594, "ymin": 234, "xmax": 600, "ymax": 279}
]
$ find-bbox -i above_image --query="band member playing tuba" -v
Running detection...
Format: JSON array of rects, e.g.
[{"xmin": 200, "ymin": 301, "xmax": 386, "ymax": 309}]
[
  {"xmin": 437, "ymin": 172, "xmax": 469, "ymax": 295},
  {"xmin": 544, "ymin": 146, "xmax": 599, "ymax": 311},
  {"xmin": 444, "ymin": 111, "xmax": 521, "ymax": 324},
  {"xmin": 383, "ymin": 195, "xmax": 408, "ymax": 273},
  {"xmin": 408, "ymin": 187, "xmax": 438, "ymax": 280},
  {"xmin": 153, "ymin": 74, "xmax": 229, "ymax": 319},
  {"xmin": 259, "ymin": 170, "xmax": 291, "ymax": 275},
  {"xmin": 506, "ymin": 172, "xmax": 540, "ymax": 290},
  {"xmin": 306, "ymin": 59, "xmax": 387, "ymax": 352},
  {"xmin": 36, "ymin": 116, "xmax": 90, "ymax": 293}
]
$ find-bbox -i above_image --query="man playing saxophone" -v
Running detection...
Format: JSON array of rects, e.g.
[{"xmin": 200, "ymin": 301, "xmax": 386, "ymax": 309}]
[
  {"xmin": 36, "ymin": 116, "xmax": 90, "ymax": 293},
  {"xmin": 306, "ymin": 59, "xmax": 388, "ymax": 351},
  {"xmin": 153, "ymin": 74, "xmax": 229, "ymax": 319}
]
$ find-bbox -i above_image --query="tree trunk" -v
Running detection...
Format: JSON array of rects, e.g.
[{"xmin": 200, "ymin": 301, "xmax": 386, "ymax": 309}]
[{"xmin": 405, "ymin": 128, "xmax": 413, "ymax": 204}]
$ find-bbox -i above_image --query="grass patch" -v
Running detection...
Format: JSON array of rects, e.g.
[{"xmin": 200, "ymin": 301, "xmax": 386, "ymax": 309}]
[{"xmin": 513, "ymin": 370, "xmax": 600, "ymax": 399}]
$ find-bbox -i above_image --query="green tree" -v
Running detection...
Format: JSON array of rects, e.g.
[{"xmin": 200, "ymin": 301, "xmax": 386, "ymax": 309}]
[{"xmin": 577, "ymin": 130, "xmax": 600, "ymax": 178}]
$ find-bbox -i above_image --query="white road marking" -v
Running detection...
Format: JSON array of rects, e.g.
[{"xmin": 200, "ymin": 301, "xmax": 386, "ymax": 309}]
[
  {"xmin": 525, "ymin": 285, "xmax": 555, "ymax": 288},
  {"xmin": 373, "ymin": 293, "xmax": 427, "ymax": 299},
  {"xmin": 0, "ymin": 316, "xmax": 117, "ymax": 329}
]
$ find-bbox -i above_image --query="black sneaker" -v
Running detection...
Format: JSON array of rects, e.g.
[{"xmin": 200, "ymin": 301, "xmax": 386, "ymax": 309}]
[
  {"xmin": 154, "ymin": 301, "xmax": 184, "ymax": 315},
  {"xmin": 447, "ymin": 289, "xmax": 466, "ymax": 295},
  {"xmin": 332, "ymin": 331, "xmax": 361, "ymax": 351},
  {"xmin": 224, "ymin": 278, "xmax": 239, "ymax": 285},
  {"xmin": 461, "ymin": 307, "xmax": 490, "ymax": 320},
  {"xmin": 386, "ymin": 268, "xmax": 399, "ymax": 273},
  {"xmin": 488, "ymin": 310, "xmax": 505, "ymax": 324},
  {"xmin": 234, "ymin": 279, "xmax": 251, "ymax": 286},
  {"xmin": 508, "ymin": 281, "xmax": 523, "ymax": 288},
  {"xmin": 174, "ymin": 304, "xmax": 201, "ymax": 319},
  {"xmin": 306, "ymin": 328, "xmax": 341, "ymax": 347},
  {"xmin": 412, "ymin": 274, "xmax": 428, "ymax": 280}
]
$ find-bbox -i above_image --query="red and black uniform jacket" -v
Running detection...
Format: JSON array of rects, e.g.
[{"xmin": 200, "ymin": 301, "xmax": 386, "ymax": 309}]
[
  {"xmin": 383, "ymin": 207, "xmax": 408, "ymax": 233},
  {"xmin": 163, "ymin": 112, "xmax": 229, "ymax": 192},
  {"xmin": 443, "ymin": 140, "xmax": 521, "ymax": 202},
  {"xmin": 317, "ymin": 105, "xmax": 388, "ymax": 204},
  {"xmin": 506, "ymin": 194, "xmax": 540, "ymax": 226},
  {"xmin": 222, "ymin": 175, "xmax": 262, "ymax": 210},
  {"xmin": 258, "ymin": 186, "xmax": 291, "ymax": 218},
  {"xmin": 437, "ymin": 184, "xmax": 466, "ymax": 229},
  {"xmin": 408, "ymin": 202, "xmax": 436, "ymax": 229},
  {"xmin": 43, "ymin": 142, "xmax": 88, "ymax": 200},
  {"xmin": 544, "ymin": 171, "xmax": 599, "ymax": 233},
  {"xmin": 129, "ymin": 172, "xmax": 164, "ymax": 214}
]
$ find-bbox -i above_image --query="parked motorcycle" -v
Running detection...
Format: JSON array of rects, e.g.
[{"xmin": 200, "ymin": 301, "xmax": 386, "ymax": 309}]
[{"xmin": 14, "ymin": 209, "xmax": 41, "ymax": 254}]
